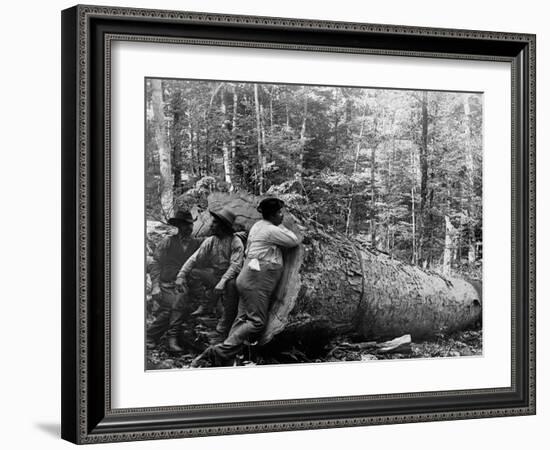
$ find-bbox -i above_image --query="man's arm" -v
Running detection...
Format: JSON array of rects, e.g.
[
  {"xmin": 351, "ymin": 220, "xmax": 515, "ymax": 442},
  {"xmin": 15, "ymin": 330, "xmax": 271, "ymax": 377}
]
[
  {"xmin": 265, "ymin": 223, "xmax": 301, "ymax": 248},
  {"xmin": 176, "ymin": 237, "xmax": 212, "ymax": 281},
  {"xmin": 219, "ymin": 236, "xmax": 245, "ymax": 284}
]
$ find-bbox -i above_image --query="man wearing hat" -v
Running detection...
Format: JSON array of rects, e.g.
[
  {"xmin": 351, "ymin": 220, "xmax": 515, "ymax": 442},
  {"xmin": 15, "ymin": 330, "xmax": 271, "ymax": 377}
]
[
  {"xmin": 147, "ymin": 210, "xmax": 202, "ymax": 352},
  {"xmin": 175, "ymin": 207, "xmax": 244, "ymax": 336},
  {"xmin": 194, "ymin": 197, "xmax": 300, "ymax": 366}
]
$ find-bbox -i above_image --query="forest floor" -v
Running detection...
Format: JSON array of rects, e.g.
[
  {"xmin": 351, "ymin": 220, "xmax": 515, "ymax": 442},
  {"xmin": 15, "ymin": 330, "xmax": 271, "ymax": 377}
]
[{"xmin": 146, "ymin": 326, "xmax": 482, "ymax": 370}]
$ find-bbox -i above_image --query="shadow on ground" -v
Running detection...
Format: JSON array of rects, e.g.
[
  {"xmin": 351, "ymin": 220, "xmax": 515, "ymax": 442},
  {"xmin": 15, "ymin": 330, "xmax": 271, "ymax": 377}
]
[{"xmin": 35, "ymin": 423, "xmax": 60, "ymax": 438}]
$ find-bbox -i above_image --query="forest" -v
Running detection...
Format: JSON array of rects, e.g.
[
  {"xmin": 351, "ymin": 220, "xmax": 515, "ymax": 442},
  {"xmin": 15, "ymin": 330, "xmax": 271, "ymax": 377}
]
[
  {"xmin": 145, "ymin": 78, "xmax": 483, "ymax": 368},
  {"xmin": 146, "ymin": 78, "xmax": 482, "ymax": 274}
]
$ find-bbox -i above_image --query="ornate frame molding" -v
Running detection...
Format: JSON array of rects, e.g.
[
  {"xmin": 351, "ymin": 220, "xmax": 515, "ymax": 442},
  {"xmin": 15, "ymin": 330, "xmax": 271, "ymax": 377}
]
[{"xmin": 62, "ymin": 5, "xmax": 535, "ymax": 444}]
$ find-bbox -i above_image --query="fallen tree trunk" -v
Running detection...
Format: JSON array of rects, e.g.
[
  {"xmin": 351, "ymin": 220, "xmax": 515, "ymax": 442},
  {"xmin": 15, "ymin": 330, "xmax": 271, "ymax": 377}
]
[{"xmin": 188, "ymin": 192, "xmax": 481, "ymax": 350}]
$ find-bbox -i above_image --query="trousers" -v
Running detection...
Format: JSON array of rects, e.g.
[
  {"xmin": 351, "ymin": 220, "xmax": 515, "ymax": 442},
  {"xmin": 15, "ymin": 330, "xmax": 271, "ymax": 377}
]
[
  {"xmin": 146, "ymin": 283, "xmax": 186, "ymax": 341},
  {"xmin": 187, "ymin": 268, "xmax": 239, "ymax": 331},
  {"xmin": 204, "ymin": 260, "xmax": 283, "ymax": 366},
  {"xmin": 147, "ymin": 269, "xmax": 239, "ymax": 343}
]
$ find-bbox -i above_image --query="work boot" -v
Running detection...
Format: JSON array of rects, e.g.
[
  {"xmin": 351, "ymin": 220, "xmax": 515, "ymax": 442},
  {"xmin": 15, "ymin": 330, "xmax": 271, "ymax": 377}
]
[
  {"xmin": 191, "ymin": 289, "xmax": 218, "ymax": 317},
  {"xmin": 168, "ymin": 336, "xmax": 183, "ymax": 352}
]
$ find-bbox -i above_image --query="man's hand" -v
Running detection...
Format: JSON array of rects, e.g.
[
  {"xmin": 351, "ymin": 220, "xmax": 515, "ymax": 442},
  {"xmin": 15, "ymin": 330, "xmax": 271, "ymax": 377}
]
[
  {"xmin": 151, "ymin": 285, "xmax": 161, "ymax": 301},
  {"xmin": 213, "ymin": 279, "xmax": 226, "ymax": 295}
]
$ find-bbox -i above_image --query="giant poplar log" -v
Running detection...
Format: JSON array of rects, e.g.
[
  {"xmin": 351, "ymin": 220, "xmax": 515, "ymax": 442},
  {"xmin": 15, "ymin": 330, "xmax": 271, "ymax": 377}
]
[{"xmin": 188, "ymin": 192, "xmax": 482, "ymax": 349}]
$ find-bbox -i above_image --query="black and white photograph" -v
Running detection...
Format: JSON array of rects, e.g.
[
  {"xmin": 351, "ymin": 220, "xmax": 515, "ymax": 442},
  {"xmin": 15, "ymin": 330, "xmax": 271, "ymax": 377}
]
[
  {"xmin": 1, "ymin": 0, "xmax": 544, "ymax": 446},
  {"xmin": 145, "ymin": 78, "xmax": 483, "ymax": 370}
]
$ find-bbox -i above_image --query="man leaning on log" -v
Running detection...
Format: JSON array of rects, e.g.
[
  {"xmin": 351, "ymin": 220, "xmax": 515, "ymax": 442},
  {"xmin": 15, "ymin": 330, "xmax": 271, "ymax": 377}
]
[
  {"xmin": 175, "ymin": 207, "xmax": 245, "ymax": 337},
  {"xmin": 193, "ymin": 198, "xmax": 301, "ymax": 367}
]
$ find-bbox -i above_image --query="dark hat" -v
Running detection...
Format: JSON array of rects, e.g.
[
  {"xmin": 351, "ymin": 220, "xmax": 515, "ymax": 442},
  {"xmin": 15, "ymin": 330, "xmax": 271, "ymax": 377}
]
[
  {"xmin": 257, "ymin": 197, "xmax": 285, "ymax": 216},
  {"xmin": 168, "ymin": 210, "xmax": 194, "ymax": 226},
  {"xmin": 209, "ymin": 207, "xmax": 236, "ymax": 231}
]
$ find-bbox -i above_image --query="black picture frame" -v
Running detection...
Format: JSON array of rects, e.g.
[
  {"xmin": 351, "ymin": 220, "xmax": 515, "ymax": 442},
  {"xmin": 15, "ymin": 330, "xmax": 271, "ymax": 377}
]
[{"xmin": 61, "ymin": 4, "xmax": 536, "ymax": 444}]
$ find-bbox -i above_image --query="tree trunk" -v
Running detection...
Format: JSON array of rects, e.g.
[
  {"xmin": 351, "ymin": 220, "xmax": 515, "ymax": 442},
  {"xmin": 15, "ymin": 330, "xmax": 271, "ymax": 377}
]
[
  {"xmin": 260, "ymin": 104, "xmax": 267, "ymax": 157},
  {"xmin": 411, "ymin": 147, "xmax": 417, "ymax": 264},
  {"xmin": 202, "ymin": 109, "xmax": 211, "ymax": 175},
  {"xmin": 193, "ymin": 192, "xmax": 482, "ymax": 352},
  {"xmin": 195, "ymin": 121, "xmax": 203, "ymax": 177},
  {"xmin": 170, "ymin": 108, "xmax": 182, "ymax": 194},
  {"xmin": 285, "ymin": 99, "xmax": 290, "ymax": 130},
  {"xmin": 298, "ymin": 92, "xmax": 308, "ymax": 178},
  {"xmin": 418, "ymin": 91, "xmax": 429, "ymax": 263},
  {"xmin": 334, "ymin": 96, "xmax": 340, "ymax": 153},
  {"xmin": 220, "ymin": 91, "xmax": 233, "ymax": 190},
  {"xmin": 442, "ymin": 215, "xmax": 454, "ymax": 275},
  {"xmin": 370, "ymin": 142, "xmax": 377, "ymax": 246},
  {"xmin": 231, "ymin": 85, "xmax": 238, "ymax": 163},
  {"xmin": 269, "ymin": 86, "xmax": 274, "ymax": 131},
  {"xmin": 187, "ymin": 127, "xmax": 195, "ymax": 177},
  {"xmin": 253, "ymin": 83, "xmax": 264, "ymax": 194},
  {"xmin": 385, "ymin": 140, "xmax": 394, "ymax": 253},
  {"xmin": 150, "ymin": 79, "xmax": 173, "ymax": 218},
  {"xmin": 345, "ymin": 100, "xmax": 368, "ymax": 236},
  {"xmin": 203, "ymin": 82, "xmax": 225, "ymax": 177},
  {"xmin": 463, "ymin": 95, "xmax": 476, "ymax": 265},
  {"xmin": 185, "ymin": 100, "xmax": 196, "ymax": 177}
]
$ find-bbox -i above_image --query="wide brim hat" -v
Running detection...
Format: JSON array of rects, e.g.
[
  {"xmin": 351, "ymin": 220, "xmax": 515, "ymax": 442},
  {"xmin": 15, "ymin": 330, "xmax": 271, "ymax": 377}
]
[
  {"xmin": 209, "ymin": 208, "xmax": 236, "ymax": 231},
  {"xmin": 168, "ymin": 210, "xmax": 194, "ymax": 226}
]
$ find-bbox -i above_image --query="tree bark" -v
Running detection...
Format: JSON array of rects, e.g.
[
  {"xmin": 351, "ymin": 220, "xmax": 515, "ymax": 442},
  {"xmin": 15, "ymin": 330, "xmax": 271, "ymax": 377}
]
[
  {"xmin": 269, "ymin": 86, "xmax": 274, "ymax": 131},
  {"xmin": 411, "ymin": 146, "xmax": 417, "ymax": 264},
  {"xmin": 193, "ymin": 192, "xmax": 482, "ymax": 351},
  {"xmin": 463, "ymin": 95, "xmax": 476, "ymax": 265},
  {"xmin": 260, "ymin": 104, "xmax": 267, "ymax": 156},
  {"xmin": 442, "ymin": 215, "xmax": 454, "ymax": 275},
  {"xmin": 253, "ymin": 83, "xmax": 264, "ymax": 194},
  {"xmin": 187, "ymin": 127, "xmax": 195, "ymax": 177},
  {"xmin": 203, "ymin": 82, "xmax": 225, "ymax": 176},
  {"xmin": 220, "ymin": 91, "xmax": 233, "ymax": 190},
  {"xmin": 334, "ymin": 93, "xmax": 340, "ymax": 153},
  {"xmin": 298, "ymin": 91, "xmax": 308, "ymax": 178},
  {"xmin": 345, "ymin": 100, "xmax": 368, "ymax": 236},
  {"xmin": 418, "ymin": 91, "xmax": 429, "ymax": 263},
  {"xmin": 169, "ymin": 88, "xmax": 182, "ymax": 195},
  {"xmin": 370, "ymin": 142, "xmax": 377, "ymax": 246},
  {"xmin": 150, "ymin": 79, "xmax": 173, "ymax": 218},
  {"xmin": 231, "ymin": 85, "xmax": 238, "ymax": 163},
  {"xmin": 285, "ymin": 96, "xmax": 290, "ymax": 130}
]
